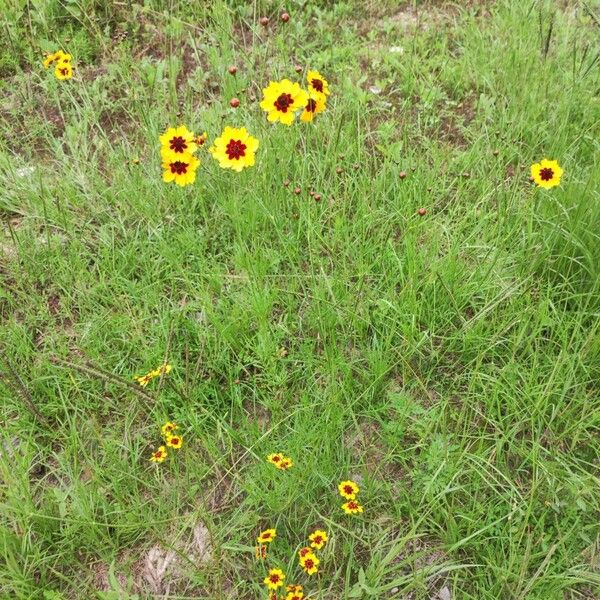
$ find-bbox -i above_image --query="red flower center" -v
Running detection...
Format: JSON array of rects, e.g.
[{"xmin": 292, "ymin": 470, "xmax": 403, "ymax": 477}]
[
  {"xmin": 169, "ymin": 136, "xmax": 188, "ymax": 153},
  {"xmin": 59, "ymin": 68, "xmax": 69, "ymax": 76},
  {"xmin": 344, "ymin": 485, "xmax": 354, "ymax": 495},
  {"xmin": 170, "ymin": 162, "xmax": 189, "ymax": 175},
  {"xmin": 348, "ymin": 501, "xmax": 358, "ymax": 509},
  {"xmin": 274, "ymin": 93, "xmax": 293, "ymax": 112},
  {"xmin": 226, "ymin": 139, "xmax": 247, "ymax": 160},
  {"xmin": 262, "ymin": 533, "xmax": 272, "ymax": 540},
  {"xmin": 311, "ymin": 78, "xmax": 324, "ymax": 93},
  {"xmin": 313, "ymin": 536, "xmax": 322, "ymax": 544},
  {"xmin": 272, "ymin": 455, "xmax": 281, "ymax": 462},
  {"xmin": 299, "ymin": 548, "xmax": 310, "ymax": 557},
  {"xmin": 306, "ymin": 98, "xmax": 317, "ymax": 113},
  {"xmin": 539, "ymin": 167, "xmax": 554, "ymax": 181},
  {"xmin": 269, "ymin": 574, "xmax": 280, "ymax": 584},
  {"xmin": 304, "ymin": 558, "xmax": 314, "ymax": 569}
]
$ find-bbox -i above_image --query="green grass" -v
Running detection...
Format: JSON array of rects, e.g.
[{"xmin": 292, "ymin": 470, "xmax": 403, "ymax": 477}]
[{"xmin": 1, "ymin": 0, "xmax": 599, "ymax": 598}]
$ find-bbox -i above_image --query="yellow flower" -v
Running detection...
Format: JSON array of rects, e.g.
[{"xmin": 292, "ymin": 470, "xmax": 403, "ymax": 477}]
[
  {"xmin": 54, "ymin": 63, "xmax": 73, "ymax": 80},
  {"xmin": 135, "ymin": 373, "xmax": 153, "ymax": 387},
  {"xmin": 338, "ymin": 480, "xmax": 359, "ymax": 499},
  {"xmin": 165, "ymin": 434, "xmax": 183, "ymax": 449},
  {"xmin": 530, "ymin": 158, "xmax": 563, "ymax": 189},
  {"xmin": 286, "ymin": 591, "xmax": 304, "ymax": 600},
  {"xmin": 195, "ymin": 132, "xmax": 208, "ymax": 146},
  {"xmin": 260, "ymin": 79, "xmax": 308, "ymax": 125},
  {"xmin": 136, "ymin": 363, "xmax": 172, "ymax": 386},
  {"xmin": 299, "ymin": 551, "xmax": 319, "ymax": 575},
  {"xmin": 277, "ymin": 457, "xmax": 293, "ymax": 470},
  {"xmin": 209, "ymin": 126, "xmax": 259, "ymax": 171},
  {"xmin": 162, "ymin": 153, "xmax": 200, "ymax": 186},
  {"xmin": 257, "ymin": 528, "xmax": 277, "ymax": 544},
  {"xmin": 267, "ymin": 453, "xmax": 284, "ymax": 466},
  {"xmin": 300, "ymin": 92, "xmax": 326, "ymax": 123},
  {"xmin": 298, "ymin": 546, "xmax": 312, "ymax": 559},
  {"xmin": 161, "ymin": 422, "xmax": 178, "ymax": 437},
  {"xmin": 149, "ymin": 446, "xmax": 167, "ymax": 463},
  {"xmin": 159, "ymin": 125, "xmax": 198, "ymax": 158},
  {"xmin": 255, "ymin": 544, "xmax": 267, "ymax": 559},
  {"xmin": 306, "ymin": 70, "xmax": 330, "ymax": 97},
  {"xmin": 263, "ymin": 568, "xmax": 285, "ymax": 590},
  {"xmin": 43, "ymin": 50, "xmax": 69, "ymax": 68},
  {"xmin": 308, "ymin": 529, "xmax": 328, "ymax": 550},
  {"xmin": 287, "ymin": 585, "xmax": 303, "ymax": 593},
  {"xmin": 342, "ymin": 500, "xmax": 364, "ymax": 515}
]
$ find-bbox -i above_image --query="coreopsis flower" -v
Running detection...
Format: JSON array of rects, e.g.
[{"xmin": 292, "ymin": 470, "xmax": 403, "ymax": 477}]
[
  {"xmin": 135, "ymin": 364, "xmax": 172, "ymax": 386},
  {"xmin": 260, "ymin": 79, "xmax": 308, "ymax": 125},
  {"xmin": 195, "ymin": 132, "xmax": 208, "ymax": 146},
  {"xmin": 300, "ymin": 92, "xmax": 326, "ymax": 123},
  {"xmin": 342, "ymin": 500, "xmax": 364, "ymax": 515},
  {"xmin": 287, "ymin": 585, "xmax": 303, "ymax": 593},
  {"xmin": 43, "ymin": 50, "xmax": 69, "ymax": 68},
  {"xmin": 298, "ymin": 547, "xmax": 312, "ymax": 558},
  {"xmin": 135, "ymin": 372, "xmax": 154, "ymax": 387},
  {"xmin": 267, "ymin": 453, "xmax": 284, "ymax": 466},
  {"xmin": 161, "ymin": 422, "xmax": 178, "ymax": 437},
  {"xmin": 306, "ymin": 70, "xmax": 330, "ymax": 97},
  {"xmin": 308, "ymin": 529, "xmax": 328, "ymax": 550},
  {"xmin": 150, "ymin": 446, "xmax": 167, "ymax": 463},
  {"xmin": 165, "ymin": 434, "xmax": 183, "ymax": 449},
  {"xmin": 530, "ymin": 159, "xmax": 563, "ymax": 189},
  {"xmin": 255, "ymin": 544, "xmax": 267, "ymax": 559},
  {"xmin": 257, "ymin": 528, "xmax": 277, "ymax": 544},
  {"xmin": 263, "ymin": 568, "xmax": 285, "ymax": 590},
  {"xmin": 286, "ymin": 591, "xmax": 304, "ymax": 600},
  {"xmin": 162, "ymin": 153, "xmax": 200, "ymax": 186},
  {"xmin": 338, "ymin": 480, "xmax": 359, "ymax": 499},
  {"xmin": 160, "ymin": 126, "xmax": 198, "ymax": 158},
  {"xmin": 299, "ymin": 552, "xmax": 319, "ymax": 575},
  {"xmin": 209, "ymin": 126, "xmax": 259, "ymax": 171},
  {"xmin": 277, "ymin": 457, "xmax": 293, "ymax": 470},
  {"xmin": 55, "ymin": 63, "xmax": 73, "ymax": 80}
]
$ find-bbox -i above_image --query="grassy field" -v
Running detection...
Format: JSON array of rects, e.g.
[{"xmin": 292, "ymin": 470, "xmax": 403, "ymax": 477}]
[{"xmin": 1, "ymin": 0, "xmax": 599, "ymax": 598}]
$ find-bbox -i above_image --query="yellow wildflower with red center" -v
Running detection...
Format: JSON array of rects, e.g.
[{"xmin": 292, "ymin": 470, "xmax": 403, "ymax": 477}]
[
  {"xmin": 43, "ymin": 50, "xmax": 70, "ymax": 69},
  {"xmin": 257, "ymin": 528, "xmax": 277, "ymax": 544},
  {"xmin": 135, "ymin": 363, "xmax": 172, "ymax": 386},
  {"xmin": 530, "ymin": 159, "xmax": 563, "ymax": 189},
  {"xmin": 209, "ymin": 126, "xmax": 259, "ymax": 171},
  {"xmin": 300, "ymin": 92, "xmax": 326, "ymax": 123},
  {"xmin": 267, "ymin": 453, "xmax": 284, "ymax": 466},
  {"xmin": 338, "ymin": 480, "xmax": 359, "ymax": 499},
  {"xmin": 161, "ymin": 422, "xmax": 178, "ymax": 437},
  {"xmin": 308, "ymin": 529, "xmax": 328, "ymax": 550},
  {"xmin": 55, "ymin": 63, "xmax": 73, "ymax": 80},
  {"xmin": 287, "ymin": 585, "xmax": 303, "ymax": 593},
  {"xmin": 162, "ymin": 153, "xmax": 200, "ymax": 187},
  {"xmin": 195, "ymin": 132, "xmax": 208, "ymax": 146},
  {"xmin": 299, "ymin": 551, "xmax": 319, "ymax": 575},
  {"xmin": 342, "ymin": 500, "xmax": 364, "ymax": 515},
  {"xmin": 149, "ymin": 446, "xmax": 167, "ymax": 463},
  {"xmin": 260, "ymin": 79, "xmax": 308, "ymax": 125},
  {"xmin": 306, "ymin": 70, "xmax": 330, "ymax": 97},
  {"xmin": 277, "ymin": 457, "xmax": 293, "ymax": 470},
  {"xmin": 255, "ymin": 544, "xmax": 268, "ymax": 559},
  {"xmin": 263, "ymin": 568, "xmax": 285, "ymax": 590},
  {"xmin": 286, "ymin": 591, "xmax": 304, "ymax": 600},
  {"xmin": 160, "ymin": 126, "xmax": 198, "ymax": 158},
  {"xmin": 165, "ymin": 434, "xmax": 183, "ymax": 449},
  {"xmin": 298, "ymin": 546, "xmax": 312, "ymax": 558}
]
